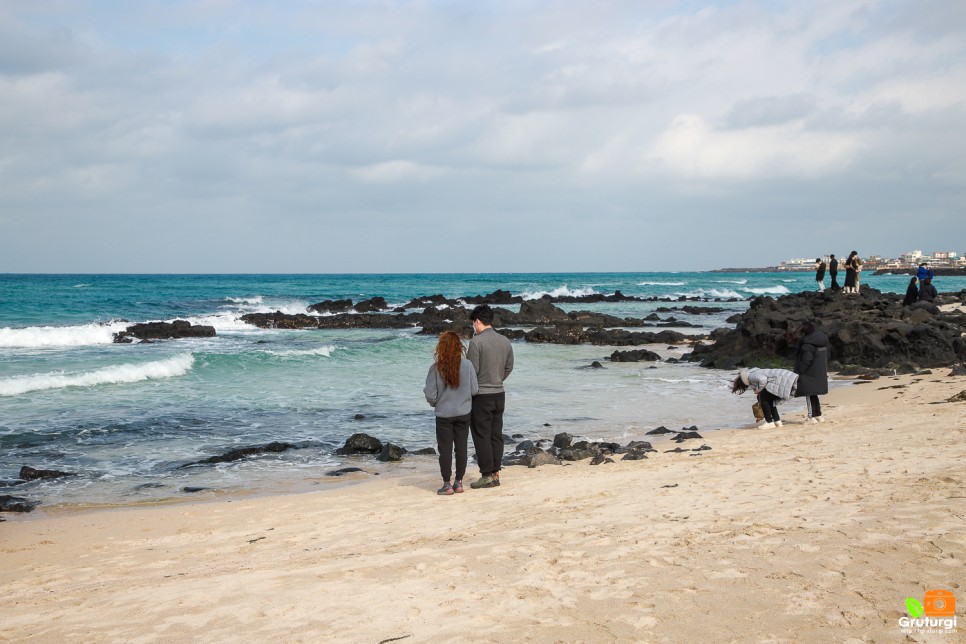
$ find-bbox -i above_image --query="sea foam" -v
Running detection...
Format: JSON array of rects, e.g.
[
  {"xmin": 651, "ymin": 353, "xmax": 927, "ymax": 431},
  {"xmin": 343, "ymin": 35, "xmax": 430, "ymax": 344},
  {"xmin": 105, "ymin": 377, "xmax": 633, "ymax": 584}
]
[
  {"xmin": 0, "ymin": 354, "xmax": 195, "ymax": 396},
  {"xmin": 0, "ymin": 322, "xmax": 128, "ymax": 348},
  {"xmin": 521, "ymin": 286, "xmax": 598, "ymax": 300}
]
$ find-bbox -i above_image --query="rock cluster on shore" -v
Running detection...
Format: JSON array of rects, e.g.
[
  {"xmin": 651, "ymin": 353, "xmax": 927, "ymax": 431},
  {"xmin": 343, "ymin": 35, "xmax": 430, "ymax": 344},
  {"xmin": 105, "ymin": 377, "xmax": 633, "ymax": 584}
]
[{"xmin": 686, "ymin": 286, "xmax": 966, "ymax": 373}]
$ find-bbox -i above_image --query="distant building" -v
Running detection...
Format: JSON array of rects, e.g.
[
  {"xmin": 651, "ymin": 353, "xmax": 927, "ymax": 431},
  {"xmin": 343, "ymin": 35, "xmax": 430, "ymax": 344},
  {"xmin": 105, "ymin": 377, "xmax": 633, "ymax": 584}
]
[{"xmin": 776, "ymin": 249, "xmax": 963, "ymax": 272}]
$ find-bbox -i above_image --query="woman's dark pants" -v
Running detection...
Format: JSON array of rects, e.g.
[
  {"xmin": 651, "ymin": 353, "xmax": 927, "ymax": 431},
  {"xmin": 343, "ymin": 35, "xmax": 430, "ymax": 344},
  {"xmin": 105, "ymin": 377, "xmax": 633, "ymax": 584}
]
[
  {"xmin": 757, "ymin": 390, "xmax": 782, "ymax": 423},
  {"xmin": 435, "ymin": 414, "xmax": 470, "ymax": 482}
]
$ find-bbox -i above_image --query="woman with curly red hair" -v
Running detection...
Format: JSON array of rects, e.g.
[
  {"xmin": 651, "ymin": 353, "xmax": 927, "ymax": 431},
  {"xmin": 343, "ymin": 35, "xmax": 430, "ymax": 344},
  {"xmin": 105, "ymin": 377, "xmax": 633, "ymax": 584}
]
[{"xmin": 423, "ymin": 331, "xmax": 478, "ymax": 495}]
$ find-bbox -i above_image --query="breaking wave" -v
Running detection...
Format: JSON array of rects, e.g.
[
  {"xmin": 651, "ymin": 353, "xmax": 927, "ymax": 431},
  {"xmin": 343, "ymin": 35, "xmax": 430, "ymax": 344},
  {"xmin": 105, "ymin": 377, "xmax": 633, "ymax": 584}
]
[
  {"xmin": 0, "ymin": 354, "xmax": 195, "ymax": 396},
  {"xmin": 0, "ymin": 322, "xmax": 128, "ymax": 348}
]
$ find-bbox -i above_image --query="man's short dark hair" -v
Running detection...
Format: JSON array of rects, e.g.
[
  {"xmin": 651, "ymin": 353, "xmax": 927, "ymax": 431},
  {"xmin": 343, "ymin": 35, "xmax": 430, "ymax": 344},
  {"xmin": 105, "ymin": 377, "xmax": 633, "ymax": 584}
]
[{"xmin": 470, "ymin": 304, "xmax": 494, "ymax": 325}]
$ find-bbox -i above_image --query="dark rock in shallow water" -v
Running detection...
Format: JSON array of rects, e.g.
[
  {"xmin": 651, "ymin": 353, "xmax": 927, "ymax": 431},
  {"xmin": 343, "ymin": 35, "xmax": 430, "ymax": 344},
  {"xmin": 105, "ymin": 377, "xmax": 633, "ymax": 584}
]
[
  {"xmin": 20, "ymin": 466, "xmax": 77, "ymax": 481},
  {"xmin": 378, "ymin": 443, "xmax": 407, "ymax": 462},
  {"xmin": 411, "ymin": 447, "xmax": 437, "ymax": 456},
  {"xmin": 353, "ymin": 297, "xmax": 389, "ymax": 312},
  {"xmin": 589, "ymin": 361, "xmax": 604, "ymax": 369},
  {"xmin": 308, "ymin": 298, "xmax": 354, "ymax": 314},
  {"xmin": 182, "ymin": 441, "xmax": 295, "ymax": 467},
  {"xmin": 181, "ymin": 486, "xmax": 211, "ymax": 493},
  {"xmin": 326, "ymin": 467, "xmax": 366, "ymax": 477},
  {"xmin": 113, "ymin": 320, "xmax": 216, "ymax": 343},
  {"xmin": 645, "ymin": 426, "xmax": 674, "ymax": 436},
  {"xmin": 337, "ymin": 433, "xmax": 384, "ymax": 455},
  {"xmin": 610, "ymin": 349, "xmax": 662, "ymax": 363},
  {"xmin": 0, "ymin": 494, "xmax": 39, "ymax": 512}
]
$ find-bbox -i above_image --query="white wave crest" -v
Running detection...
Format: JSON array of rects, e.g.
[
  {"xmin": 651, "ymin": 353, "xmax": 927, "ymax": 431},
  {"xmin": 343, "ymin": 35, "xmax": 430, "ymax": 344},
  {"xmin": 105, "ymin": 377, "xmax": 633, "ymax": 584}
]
[
  {"xmin": 0, "ymin": 322, "xmax": 128, "ymax": 348},
  {"xmin": 638, "ymin": 281, "xmax": 686, "ymax": 286},
  {"xmin": 521, "ymin": 286, "xmax": 599, "ymax": 300},
  {"xmin": 263, "ymin": 345, "xmax": 337, "ymax": 358},
  {"xmin": 743, "ymin": 285, "xmax": 792, "ymax": 296},
  {"xmin": 707, "ymin": 288, "xmax": 744, "ymax": 298},
  {"xmin": 715, "ymin": 279, "xmax": 748, "ymax": 285},
  {"xmin": 226, "ymin": 296, "xmax": 264, "ymax": 305},
  {"xmin": 0, "ymin": 354, "xmax": 195, "ymax": 396}
]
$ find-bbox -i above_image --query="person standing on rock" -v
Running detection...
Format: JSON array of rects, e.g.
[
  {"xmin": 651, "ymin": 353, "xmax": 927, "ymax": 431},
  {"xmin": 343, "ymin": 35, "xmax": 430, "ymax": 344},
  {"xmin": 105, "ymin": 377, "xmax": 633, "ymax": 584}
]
[
  {"xmin": 424, "ymin": 331, "xmax": 478, "ymax": 496},
  {"xmin": 843, "ymin": 251, "xmax": 859, "ymax": 294},
  {"xmin": 466, "ymin": 304, "xmax": 514, "ymax": 489},
  {"xmin": 814, "ymin": 257, "xmax": 827, "ymax": 292},
  {"xmin": 828, "ymin": 254, "xmax": 840, "ymax": 291},
  {"xmin": 732, "ymin": 368, "xmax": 798, "ymax": 429},
  {"xmin": 794, "ymin": 321, "xmax": 829, "ymax": 423}
]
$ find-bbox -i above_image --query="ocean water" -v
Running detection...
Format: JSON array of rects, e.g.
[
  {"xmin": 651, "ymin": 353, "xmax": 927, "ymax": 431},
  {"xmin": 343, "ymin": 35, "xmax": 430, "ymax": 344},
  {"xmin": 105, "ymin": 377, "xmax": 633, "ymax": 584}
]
[{"xmin": 2, "ymin": 271, "xmax": 963, "ymax": 512}]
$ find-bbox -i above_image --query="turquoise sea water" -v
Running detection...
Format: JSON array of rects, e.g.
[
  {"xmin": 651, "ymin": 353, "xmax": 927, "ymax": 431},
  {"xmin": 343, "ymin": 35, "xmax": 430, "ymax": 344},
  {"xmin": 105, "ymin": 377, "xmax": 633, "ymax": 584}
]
[{"xmin": 2, "ymin": 272, "xmax": 963, "ymax": 511}]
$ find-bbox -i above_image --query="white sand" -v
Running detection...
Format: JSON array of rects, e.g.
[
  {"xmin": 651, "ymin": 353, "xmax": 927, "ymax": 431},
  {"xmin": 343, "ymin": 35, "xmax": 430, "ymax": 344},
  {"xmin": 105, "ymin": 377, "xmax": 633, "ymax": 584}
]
[{"xmin": 2, "ymin": 371, "xmax": 964, "ymax": 642}]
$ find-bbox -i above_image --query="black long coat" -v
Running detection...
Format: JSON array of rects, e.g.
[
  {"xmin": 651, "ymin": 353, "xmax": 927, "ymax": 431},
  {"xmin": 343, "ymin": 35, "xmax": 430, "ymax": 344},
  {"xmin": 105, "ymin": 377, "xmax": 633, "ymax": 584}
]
[{"xmin": 795, "ymin": 330, "xmax": 829, "ymax": 396}]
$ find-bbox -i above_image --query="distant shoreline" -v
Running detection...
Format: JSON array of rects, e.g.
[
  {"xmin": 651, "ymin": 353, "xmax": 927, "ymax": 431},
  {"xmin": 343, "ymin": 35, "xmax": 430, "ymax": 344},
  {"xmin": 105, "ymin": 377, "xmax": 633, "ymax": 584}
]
[{"xmin": 713, "ymin": 267, "xmax": 966, "ymax": 276}]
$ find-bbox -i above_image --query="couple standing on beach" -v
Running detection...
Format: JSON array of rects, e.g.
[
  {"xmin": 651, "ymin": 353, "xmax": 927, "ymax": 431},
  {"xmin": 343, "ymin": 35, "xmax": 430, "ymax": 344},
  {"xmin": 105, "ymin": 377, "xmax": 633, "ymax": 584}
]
[{"xmin": 423, "ymin": 305, "xmax": 514, "ymax": 496}]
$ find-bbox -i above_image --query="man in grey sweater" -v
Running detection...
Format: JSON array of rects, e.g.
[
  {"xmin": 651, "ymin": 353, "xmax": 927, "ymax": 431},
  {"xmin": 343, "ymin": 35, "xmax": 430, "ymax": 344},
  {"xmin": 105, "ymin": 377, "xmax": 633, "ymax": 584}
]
[{"xmin": 467, "ymin": 304, "xmax": 514, "ymax": 489}]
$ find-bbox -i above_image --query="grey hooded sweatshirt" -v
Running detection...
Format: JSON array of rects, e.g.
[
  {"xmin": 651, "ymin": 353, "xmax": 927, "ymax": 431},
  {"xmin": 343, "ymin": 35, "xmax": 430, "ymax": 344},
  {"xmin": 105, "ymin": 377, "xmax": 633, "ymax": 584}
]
[{"xmin": 424, "ymin": 358, "xmax": 479, "ymax": 418}]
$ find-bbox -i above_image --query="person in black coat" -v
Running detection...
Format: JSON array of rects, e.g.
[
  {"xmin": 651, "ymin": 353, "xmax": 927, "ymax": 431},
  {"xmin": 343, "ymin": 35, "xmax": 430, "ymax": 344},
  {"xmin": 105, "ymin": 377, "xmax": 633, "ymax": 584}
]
[
  {"xmin": 828, "ymin": 254, "xmax": 840, "ymax": 291},
  {"xmin": 794, "ymin": 321, "xmax": 829, "ymax": 423},
  {"xmin": 918, "ymin": 277, "xmax": 938, "ymax": 303},
  {"xmin": 902, "ymin": 277, "xmax": 919, "ymax": 305}
]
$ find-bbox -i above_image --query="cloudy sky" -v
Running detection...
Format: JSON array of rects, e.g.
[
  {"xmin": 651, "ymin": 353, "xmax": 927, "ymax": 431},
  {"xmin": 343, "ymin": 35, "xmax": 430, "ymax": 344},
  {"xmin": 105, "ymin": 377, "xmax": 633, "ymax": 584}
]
[{"xmin": 2, "ymin": 1, "xmax": 964, "ymax": 273}]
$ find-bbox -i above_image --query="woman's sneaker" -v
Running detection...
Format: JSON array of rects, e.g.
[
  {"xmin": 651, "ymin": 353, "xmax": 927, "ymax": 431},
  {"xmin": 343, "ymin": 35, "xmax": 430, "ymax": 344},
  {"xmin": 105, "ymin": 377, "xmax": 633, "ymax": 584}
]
[
  {"xmin": 453, "ymin": 480, "xmax": 464, "ymax": 493},
  {"xmin": 437, "ymin": 482, "xmax": 454, "ymax": 496},
  {"xmin": 759, "ymin": 422, "xmax": 776, "ymax": 429},
  {"xmin": 774, "ymin": 420, "xmax": 783, "ymax": 427}
]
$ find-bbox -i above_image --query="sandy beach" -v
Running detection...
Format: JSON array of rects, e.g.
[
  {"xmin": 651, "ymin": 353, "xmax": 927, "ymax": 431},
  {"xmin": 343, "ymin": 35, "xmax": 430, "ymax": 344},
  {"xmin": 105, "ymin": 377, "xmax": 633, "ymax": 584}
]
[{"xmin": 2, "ymin": 371, "xmax": 964, "ymax": 643}]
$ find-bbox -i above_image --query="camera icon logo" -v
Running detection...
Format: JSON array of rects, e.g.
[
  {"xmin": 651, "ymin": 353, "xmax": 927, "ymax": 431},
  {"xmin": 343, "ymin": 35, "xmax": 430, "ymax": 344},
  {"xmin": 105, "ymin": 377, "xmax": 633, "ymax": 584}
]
[{"xmin": 924, "ymin": 590, "xmax": 956, "ymax": 617}]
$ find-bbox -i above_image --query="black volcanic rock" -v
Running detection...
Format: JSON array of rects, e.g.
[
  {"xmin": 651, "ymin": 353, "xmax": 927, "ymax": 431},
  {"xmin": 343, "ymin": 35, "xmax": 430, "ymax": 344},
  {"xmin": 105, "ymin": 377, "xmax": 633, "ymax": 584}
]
[
  {"xmin": 19, "ymin": 466, "xmax": 77, "ymax": 481},
  {"xmin": 337, "ymin": 433, "xmax": 384, "ymax": 455},
  {"xmin": 114, "ymin": 320, "xmax": 216, "ymax": 343},
  {"xmin": 686, "ymin": 288, "xmax": 966, "ymax": 371},
  {"xmin": 610, "ymin": 349, "xmax": 662, "ymax": 362},
  {"xmin": 308, "ymin": 299, "xmax": 354, "ymax": 313},
  {"xmin": 0, "ymin": 495, "xmax": 39, "ymax": 513},
  {"xmin": 182, "ymin": 442, "xmax": 295, "ymax": 467},
  {"xmin": 353, "ymin": 297, "xmax": 389, "ymax": 312}
]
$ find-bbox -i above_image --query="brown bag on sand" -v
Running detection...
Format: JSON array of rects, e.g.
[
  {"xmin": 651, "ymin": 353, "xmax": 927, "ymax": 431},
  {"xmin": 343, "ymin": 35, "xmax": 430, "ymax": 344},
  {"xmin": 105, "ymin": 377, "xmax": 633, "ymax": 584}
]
[{"xmin": 752, "ymin": 402, "xmax": 764, "ymax": 421}]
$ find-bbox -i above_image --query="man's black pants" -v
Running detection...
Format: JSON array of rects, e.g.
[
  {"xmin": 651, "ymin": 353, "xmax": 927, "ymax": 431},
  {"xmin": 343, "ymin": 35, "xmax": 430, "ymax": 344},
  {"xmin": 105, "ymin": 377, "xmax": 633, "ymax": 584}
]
[{"xmin": 470, "ymin": 392, "xmax": 505, "ymax": 476}]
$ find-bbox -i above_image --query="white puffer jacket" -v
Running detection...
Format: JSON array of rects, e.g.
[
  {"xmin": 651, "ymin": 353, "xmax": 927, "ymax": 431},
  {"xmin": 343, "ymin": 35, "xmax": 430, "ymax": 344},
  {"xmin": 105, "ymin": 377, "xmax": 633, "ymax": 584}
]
[{"xmin": 745, "ymin": 368, "xmax": 798, "ymax": 400}]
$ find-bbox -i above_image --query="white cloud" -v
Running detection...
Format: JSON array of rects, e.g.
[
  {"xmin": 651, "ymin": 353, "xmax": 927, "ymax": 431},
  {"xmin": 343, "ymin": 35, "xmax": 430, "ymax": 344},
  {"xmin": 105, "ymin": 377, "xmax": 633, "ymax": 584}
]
[
  {"xmin": 349, "ymin": 160, "xmax": 446, "ymax": 183},
  {"xmin": 0, "ymin": 0, "xmax": 964, "ymax": 271},
  {"xmin": 649, "ymin": 114, "xmax": 860, "ymax": 180}
]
